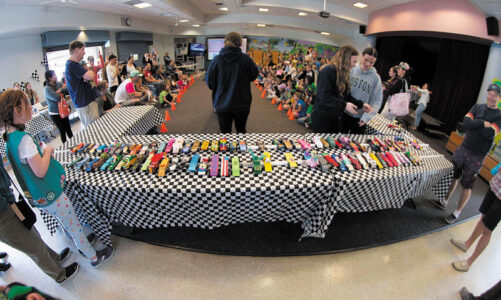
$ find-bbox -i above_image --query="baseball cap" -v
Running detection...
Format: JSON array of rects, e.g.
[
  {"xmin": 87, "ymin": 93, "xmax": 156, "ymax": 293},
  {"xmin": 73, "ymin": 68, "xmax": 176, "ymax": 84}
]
[
  {"xmin": 487, "ymin": 83, "xmax": 500, "ymax": 95},
  {"xmin": 398, "ymin": 62, "xmax": 410, "ymax": 71},
  {"xmin": 130, "ymin": 70, "xmax": 143, "ymax": 77}
]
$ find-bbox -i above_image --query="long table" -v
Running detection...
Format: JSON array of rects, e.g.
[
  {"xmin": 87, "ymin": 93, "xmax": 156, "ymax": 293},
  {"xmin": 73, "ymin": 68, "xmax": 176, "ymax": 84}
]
[
  {"xmin": 43, "ymin": 129, "xmax": 452, "ymax": 246},
  {"xmin": 61, "ymin": 105, "xmax": 164, "ymax": 150}
]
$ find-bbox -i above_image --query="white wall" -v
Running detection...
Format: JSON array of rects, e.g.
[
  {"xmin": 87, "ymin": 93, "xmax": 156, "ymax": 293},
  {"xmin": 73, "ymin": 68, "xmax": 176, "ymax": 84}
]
[
  {"xmin": 152, "ymin": 33, "xmax": 175, "ymax": 62},
  {"xmin": 477, "ymin": 43, "xmax": 501, "ymax": 104},
  {"xmin": 0, "ymin": 34, "xmax": 45, "ymax": 100}
]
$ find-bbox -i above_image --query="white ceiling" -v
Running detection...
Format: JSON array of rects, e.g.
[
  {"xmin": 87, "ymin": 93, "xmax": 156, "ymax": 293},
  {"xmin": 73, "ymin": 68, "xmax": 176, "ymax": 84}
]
[{"xmin": 1, "ymin": 0, "xmax": 500, "ymax": 38}]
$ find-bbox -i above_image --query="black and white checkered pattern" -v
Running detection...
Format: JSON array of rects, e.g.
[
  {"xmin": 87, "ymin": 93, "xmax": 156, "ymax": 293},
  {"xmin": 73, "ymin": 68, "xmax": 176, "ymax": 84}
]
[
  {"xmin": 0, "ymin": 114, "xmax": 54, "ymax": 156},
  {"xmin": 42, "ymin": 130, "xmax": 453, "ymax": 245},
  {"xmin": 366, "ymin": 114, "xmax": 411, "ymax": 136},
  {"xmin": 61, "ymin": 106, "xmax": 164, "ymax": 150}
]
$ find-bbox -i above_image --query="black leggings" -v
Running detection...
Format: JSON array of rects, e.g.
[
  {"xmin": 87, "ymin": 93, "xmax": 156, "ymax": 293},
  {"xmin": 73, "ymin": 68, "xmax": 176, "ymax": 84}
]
[
  {"xmin": 215, "ymin": 111, "xmax": 250, "ymax": 133},
  {"xmin": 49, "ymin": 114, "xmax": 73, "ymax": 144}
]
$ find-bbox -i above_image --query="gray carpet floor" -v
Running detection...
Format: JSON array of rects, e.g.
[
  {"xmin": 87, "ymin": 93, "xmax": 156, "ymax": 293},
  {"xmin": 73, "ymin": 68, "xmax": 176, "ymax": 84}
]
[{"xmin": 157, "ymin": 78, "xmax": 310, "ymax": 134}]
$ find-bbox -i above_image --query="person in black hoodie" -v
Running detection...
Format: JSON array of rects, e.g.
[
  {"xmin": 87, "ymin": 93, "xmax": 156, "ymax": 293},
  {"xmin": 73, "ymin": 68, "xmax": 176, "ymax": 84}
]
[
  {"xmin": 205, "ymin": 32, "xmax": 259, "ymax": 133},
  {"xmin": 311, "ymin": 45, "xmax": 372, "ymax": 133}
]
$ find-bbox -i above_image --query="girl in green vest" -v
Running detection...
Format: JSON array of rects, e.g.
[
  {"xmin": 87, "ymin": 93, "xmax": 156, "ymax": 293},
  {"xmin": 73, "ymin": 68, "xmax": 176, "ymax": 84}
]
[{"xmin": 0, "ymin": 89, "xmax": 113, "ymax": 268}]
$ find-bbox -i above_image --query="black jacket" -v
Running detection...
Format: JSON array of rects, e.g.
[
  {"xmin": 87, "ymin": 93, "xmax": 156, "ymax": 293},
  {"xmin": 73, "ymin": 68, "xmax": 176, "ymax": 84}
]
[
  {"xmin": 311, "ymin": 65, "xmax": 364, "ymax": 133},
  {"xmin": 205, "ymin": 47, "xmax": 258, "ymax": 112}
]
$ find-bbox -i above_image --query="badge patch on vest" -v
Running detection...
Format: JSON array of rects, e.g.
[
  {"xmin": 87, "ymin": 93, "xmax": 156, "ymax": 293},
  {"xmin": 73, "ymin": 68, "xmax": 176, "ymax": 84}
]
[
  {"xmin": 47, "ymin": 192, "xmax": 56, "ymax": 201},
  {"xmin": 60, "ymin": 175, "xmax": 66, "ymax": 188},
  {"xmin": 36, "ymin": 198, "xmax": 49, "ymax": 206}
]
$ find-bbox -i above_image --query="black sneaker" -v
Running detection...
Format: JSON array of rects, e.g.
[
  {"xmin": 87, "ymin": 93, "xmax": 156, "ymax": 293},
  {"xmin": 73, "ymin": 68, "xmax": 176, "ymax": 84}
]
[
  {"xmin": 91, "ymin": 246, "xmax": 114, "ymax": 268},
  {"xmin": 444, "ymin": 213, "xmax": 458, "ymax": 224},
  {"xmin": 0, "ymin": 252, "xmax": 7, "ymax": 259},
  {"xmin": 0, "ymin": 262, "xmax": 11, "ymax": 272},
  {"xmin": 59, "ymin": 247, "xmax": 71, "ymax": 264},
  {"xmin": 57, "ymin": 262, "xmax": 79, "ymax": 285},
  {"xmin": 430, "ymin": 199, "xmax": 446, "ymax": 210}
]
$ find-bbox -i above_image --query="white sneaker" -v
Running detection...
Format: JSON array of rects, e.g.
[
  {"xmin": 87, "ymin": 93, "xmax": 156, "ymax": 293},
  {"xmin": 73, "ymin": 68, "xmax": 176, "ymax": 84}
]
[
  {"xmin": 451, "ymin": 239, "xmax": 468, "ymax": 252},
  {"xmin": 452, "ymin": 260, "xmax": 470, "ymax": 272}
]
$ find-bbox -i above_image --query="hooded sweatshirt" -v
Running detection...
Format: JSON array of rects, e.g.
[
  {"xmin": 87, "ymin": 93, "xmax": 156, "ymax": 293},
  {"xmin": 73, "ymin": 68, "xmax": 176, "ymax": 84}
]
[
  {"xmin": 205, "ymin": 46, "xmax": 258, "ymax": 112},
  {"xmin": 347, "ymin": 64, "xmax": 383, "ymax": 123}
]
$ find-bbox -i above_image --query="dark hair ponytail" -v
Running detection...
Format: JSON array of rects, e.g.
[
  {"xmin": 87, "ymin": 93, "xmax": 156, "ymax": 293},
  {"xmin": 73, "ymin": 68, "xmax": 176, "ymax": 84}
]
[{"xmin": 44, "ymin": 70, "xmax": 55, "ymax": 87}]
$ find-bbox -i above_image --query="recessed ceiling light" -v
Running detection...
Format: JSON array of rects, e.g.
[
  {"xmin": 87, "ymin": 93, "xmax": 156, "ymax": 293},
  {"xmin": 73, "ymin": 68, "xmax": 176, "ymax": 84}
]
[
  {"xmin": 257, "ymin": 24, "xmax": 266, "ymax": 27},
  {"xmin": 218, "ymin": 7, "xmax": 228, "ymax": 11},
  {"xmin": 259, "ymin": 8, "xmax": 269, "ymax": 12},
  {"xmin": 298, "ymin": 11, "xmax": 308, "ymax": 16},
  {"xmin": 353, "ymin": 2, "xmax": 368, "ymax": 8},
  {"xmin": 162, "ymin": 12, "xmax": 174, "ymax": 17},
  {"xmin": 193, "ymin": 24, "xmax": 200, "ymax": 27},
  {"xmin": 320, "ymin": 32, "xmax": 330, "ymax": 35},
  {"xmin": 134, "ymin": 2, "xmax": 152, "ymax": 8},
  {"xmin": 179, "ymin": 19, "xmax": 189, "ymax": 22}
]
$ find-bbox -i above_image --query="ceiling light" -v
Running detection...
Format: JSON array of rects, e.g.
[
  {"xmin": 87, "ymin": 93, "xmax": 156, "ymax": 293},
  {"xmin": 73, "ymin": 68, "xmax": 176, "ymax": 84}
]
[
  {"xmin": 257, "ymin": 24, "xmax": 266, "ymax": 27},
  {"xmin": 193, "ymin": 24, "xmax": 200, "ymax": 27},
  {"xmin": 218, "ymin": 7, "xmax": 228, "ymax": 11},
  {"xmin": 179, "ymin": 19, "xmax": 189, "ymax": 22},
  {"xmin": 162, "ymin": 12, "xmax": 174, "ymax": 17},
  {"xmin": 353, "ymin": 2, "xmax": 368, "ymax": 8},
  {"xmin": 320, "ymin": 32, "xmax": 330, "ymax": 35},
  {"xmin": 134, "ymin": 2, "xmax": 152, "ymax": 8},
  {"xmin": 259, "ymin": 8, "xmax": 269, "ymax": 12},
  {"xmin": 298, "ymin": 11, "xmax": 308, "ymax": 16}
]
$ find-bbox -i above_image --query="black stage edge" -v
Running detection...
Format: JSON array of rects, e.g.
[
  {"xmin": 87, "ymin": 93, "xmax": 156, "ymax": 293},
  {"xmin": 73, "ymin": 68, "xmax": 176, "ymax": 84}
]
[
  {"xmin": 114, "ymin": 80, "xmax": 488, "ymax": 256},
  {"xmin": 111, "ymin": 188, "xmax": 487, "ymax": 256}
]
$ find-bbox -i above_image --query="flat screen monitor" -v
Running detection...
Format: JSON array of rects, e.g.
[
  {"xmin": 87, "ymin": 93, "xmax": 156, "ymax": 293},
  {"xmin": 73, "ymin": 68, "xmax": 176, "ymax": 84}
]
[
  {"xmin": 207, "ymin": 38, "xmax": 247, "ymax": 60},
  {"xmin": 188, "ymin": 43, "xmax": 205, "ymax": 57}
]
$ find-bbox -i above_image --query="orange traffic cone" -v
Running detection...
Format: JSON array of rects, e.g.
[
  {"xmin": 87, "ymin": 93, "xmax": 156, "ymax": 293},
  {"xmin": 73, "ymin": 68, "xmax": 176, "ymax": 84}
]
[
  {"xmin": 160, "ymin": 122, "xmax": 168, "ymax": 133},
  {"xmin": 164, "ymin": 111, "xmax": 171, "ymax": 121},
  {"xmin": 271, "ymin": 98, "xmax": 276, "ymax": 104},
  {"xmin": 171, "ymin": 102, "xmax": 176, "ymax": 111},
  {"xmin": 176, "ymin": 94, "xmax": 182, "ymax": 103},
  {"xmin": 259, "ymin": 86, "xmax": 263, "ymax": 91},
  {"xmin": 277, "ymin": 103, "xmax": 283, "ymax": 111},
  {"xmin": 260, "ymin": 90, "xmax": 266, "ymax": 98},
  {"xmin": 287, "ymin": 108, "xmax": 292, "ymax": 116},
  {"xmin": 288, "ymin": 112, "xmax": 295, "ymax": 120}
]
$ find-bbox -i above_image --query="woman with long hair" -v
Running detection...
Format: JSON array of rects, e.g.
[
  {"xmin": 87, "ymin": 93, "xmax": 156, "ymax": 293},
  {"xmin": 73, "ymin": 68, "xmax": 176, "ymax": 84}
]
[
  {"xmin": 24, "ymin": 82, "xmax": 39, "ymax": 105},
  {"xmin": 43, "ymin": 70, "xmax": 73, "ymax": 144},
  {"xmin": 311, "ymin": 45, "xmax": 372, "ymax": 133}
]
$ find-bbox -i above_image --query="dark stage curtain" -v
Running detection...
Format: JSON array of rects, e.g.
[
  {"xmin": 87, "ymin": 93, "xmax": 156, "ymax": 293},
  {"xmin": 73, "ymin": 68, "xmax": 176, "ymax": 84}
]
[{"xmin": 375, "ymin": 36, "xmax": 490, "ymax": 134}]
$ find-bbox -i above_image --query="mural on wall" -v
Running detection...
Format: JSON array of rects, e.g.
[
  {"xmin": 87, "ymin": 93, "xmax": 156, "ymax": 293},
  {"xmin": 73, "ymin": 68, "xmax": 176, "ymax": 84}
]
[{"xmin": 247, "ymin": 36, "xmax": 339, "ymax": 58}]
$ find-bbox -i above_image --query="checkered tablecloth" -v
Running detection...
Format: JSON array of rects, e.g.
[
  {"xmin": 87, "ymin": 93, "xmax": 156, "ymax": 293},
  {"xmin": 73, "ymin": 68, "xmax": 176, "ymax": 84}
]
[
  {"xmin": 0, "ymin": 114, "xmax": 54, "ymax": 156},
  {"xmin": 42, "ymin": 130, "xmax": 453, "ymax": 246},
  {"xmin": 61, "ymin": 105, "xmax": 164, "ymax": 150},
  {"xmin": 366, "ymin": 114, "xmax": 415, "ymax": 137}
]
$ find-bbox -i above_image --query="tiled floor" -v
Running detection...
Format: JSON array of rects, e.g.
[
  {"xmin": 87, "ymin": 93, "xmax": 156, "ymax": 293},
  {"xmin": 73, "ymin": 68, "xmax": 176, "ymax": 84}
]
[{"xmin": 1, "ymin": 121, "xmax": 499, "ymax": 300}]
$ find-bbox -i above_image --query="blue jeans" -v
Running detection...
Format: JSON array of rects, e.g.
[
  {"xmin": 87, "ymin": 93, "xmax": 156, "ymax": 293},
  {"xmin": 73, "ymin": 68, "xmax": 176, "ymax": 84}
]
[{"xmin": 414, "ymin": 103, "xmax": 426, "ymax": 127}]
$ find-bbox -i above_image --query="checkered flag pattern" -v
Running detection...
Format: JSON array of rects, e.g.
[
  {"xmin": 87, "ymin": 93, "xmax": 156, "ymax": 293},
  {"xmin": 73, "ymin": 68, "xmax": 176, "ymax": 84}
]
[
  {"xmin": 366, "ymin": 114, "xmax": 411, "ymax": 137},
  {"xmin": 61, "ymin": 106, "xmax": 164, "ymax": 150},
  {"xmin": 44, "ymin": 129, "xmax": 453, "ymax": 245},
  {"xmin": 0, "ymin": 115, "xmax": 54, "ymax": 157},
  {"xmin": 41, "ymin": 109, "xmax": 453, "ymax": 244}
]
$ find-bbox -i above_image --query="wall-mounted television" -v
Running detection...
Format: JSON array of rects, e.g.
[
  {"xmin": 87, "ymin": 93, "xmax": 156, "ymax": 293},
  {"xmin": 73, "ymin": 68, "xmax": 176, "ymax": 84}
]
[
  {"xmin": 188, "ymin": 43, "xmax": 205, "ymax": 57},
  {"xmin": 207, "ymin": 37, "xmax": 247, "ymax": 60}
]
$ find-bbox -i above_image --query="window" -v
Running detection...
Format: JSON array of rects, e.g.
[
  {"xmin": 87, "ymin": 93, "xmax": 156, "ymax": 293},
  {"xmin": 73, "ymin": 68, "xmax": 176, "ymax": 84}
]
[{"xmin": 46, "ymin": 46, "xmax": 104, "ymax": 81}]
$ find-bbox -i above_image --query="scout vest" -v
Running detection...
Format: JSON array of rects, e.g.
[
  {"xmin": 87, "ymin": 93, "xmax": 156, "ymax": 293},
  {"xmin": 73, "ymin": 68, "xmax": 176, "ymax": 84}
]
[{"xmin": 6, "ymin": 131, "xmax": 65, "ymax": 207}]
